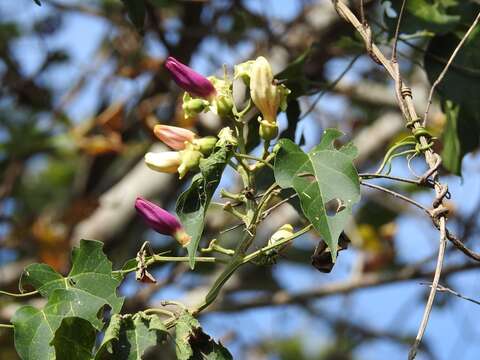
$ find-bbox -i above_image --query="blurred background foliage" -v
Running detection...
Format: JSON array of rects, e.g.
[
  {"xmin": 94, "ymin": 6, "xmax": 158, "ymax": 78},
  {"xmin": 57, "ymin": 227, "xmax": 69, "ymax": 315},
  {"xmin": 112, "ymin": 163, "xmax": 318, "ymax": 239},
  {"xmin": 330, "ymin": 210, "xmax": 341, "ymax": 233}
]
[{"xmin": 1, "ymin": 0, "xmax": 480, "ymax": 359}]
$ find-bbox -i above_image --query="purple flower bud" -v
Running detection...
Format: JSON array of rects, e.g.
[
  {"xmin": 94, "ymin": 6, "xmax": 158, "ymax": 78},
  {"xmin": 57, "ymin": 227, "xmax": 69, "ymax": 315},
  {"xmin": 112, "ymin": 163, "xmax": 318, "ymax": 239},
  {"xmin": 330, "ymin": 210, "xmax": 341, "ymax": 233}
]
[
  {"xmin": 135, "ymin": 197, "xmax": 181, "ymax": 235},
  {"xmin": 165, "ymin": 56, "xmax": 216, "ymax": 99},
  {"xmin": 135, "ymin": 197, "xmax": 191, "ymax": 246}
]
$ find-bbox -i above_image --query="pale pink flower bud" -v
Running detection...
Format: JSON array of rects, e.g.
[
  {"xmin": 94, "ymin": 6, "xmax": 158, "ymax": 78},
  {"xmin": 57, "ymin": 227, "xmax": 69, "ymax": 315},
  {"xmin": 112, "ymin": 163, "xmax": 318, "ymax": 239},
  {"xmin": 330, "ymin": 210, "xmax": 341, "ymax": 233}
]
[{"xmin": 153, "ymin": 124, "xmax": 196, "ymax": 150}]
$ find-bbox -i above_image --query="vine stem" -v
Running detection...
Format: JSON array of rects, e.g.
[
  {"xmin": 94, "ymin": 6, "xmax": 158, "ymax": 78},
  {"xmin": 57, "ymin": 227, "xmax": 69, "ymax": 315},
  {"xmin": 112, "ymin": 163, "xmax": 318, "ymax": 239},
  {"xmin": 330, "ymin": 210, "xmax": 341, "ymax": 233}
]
[
  {"xmin": 0, "ymin": 290, "xmax": 38, "ymax": 297},
  {"xmin": 359, "ymin": 173, "xmax": 431, "ymax": 187},
  {"xmin": 242, "ymin": 224, "xmax": 313, "ymax": 263},
  {"xmin": 113, "ymin": 255, "xmax": 223, "ymax": 275},
  {"xmin": 233, "ymin": 153, "xmax": 274, "ymax": 170},
  {"xmin": 0, "ymin": 324, "xmax": 13, "ymax": 329},
  {"xmin": 330, "ymin": 1, "xmax": 453, "ymax": 357},
  {"xmin": 423, "ymin": 11, "xmax": 480, "ymax": 125},
  {"xmin": 360, "ymin": 181, "xmax": 430, "ymax": 214}
]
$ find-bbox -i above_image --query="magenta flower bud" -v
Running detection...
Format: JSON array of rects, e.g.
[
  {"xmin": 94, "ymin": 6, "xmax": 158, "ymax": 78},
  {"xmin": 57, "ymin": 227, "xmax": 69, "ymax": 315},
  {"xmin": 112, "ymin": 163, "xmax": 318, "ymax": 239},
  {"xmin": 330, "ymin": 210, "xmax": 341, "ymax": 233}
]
[
  {"xmin": 165, "ymin": 56, "xmax": 216, "ymax": 99},
  {"xmin": 135, "ymin": 197, "xmax": 191, "ymax": 246}
]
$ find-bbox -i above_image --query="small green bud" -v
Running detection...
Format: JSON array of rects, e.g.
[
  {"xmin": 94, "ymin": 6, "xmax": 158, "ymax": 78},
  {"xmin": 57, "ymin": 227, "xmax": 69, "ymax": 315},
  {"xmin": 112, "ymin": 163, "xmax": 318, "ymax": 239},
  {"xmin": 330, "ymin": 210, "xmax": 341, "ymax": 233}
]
[
  {"xmin": 178, "ymin": 149, "xmax": 202, "ymax": 179},
  {"xmin": 182, "ymin": 92, "xmax": 209, "ymax": 119},
  {"xmin": 215, "ymin": 95, "xmax": 233, "ymax": 118},
  {"xmin": 193, "ymin": 136, "xmax": 218, "ymax": 156},
  {"xmin": 259, "ymin": 118, "xmax": 278, "ymax": 141},
  {"xmin": 208, "ymin": 76, "xmax": 234, "ymax": 119}
]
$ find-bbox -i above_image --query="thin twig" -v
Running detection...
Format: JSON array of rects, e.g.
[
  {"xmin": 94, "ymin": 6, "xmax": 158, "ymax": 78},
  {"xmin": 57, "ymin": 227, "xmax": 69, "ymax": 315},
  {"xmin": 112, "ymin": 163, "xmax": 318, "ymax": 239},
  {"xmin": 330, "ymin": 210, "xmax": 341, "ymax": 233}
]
[
  {"xmin": 420, "ymin": 282, "xmax": 480, "ymax": 306},
  {"xmin": 445, "ymin": 229, "xmax": 480, "ymax": 262},
  {"xmin": 260, "ymin": 193, "xmax": 299, "ymax": 220},
  {"xmin": 409, "ymin": 217, "xmax": 447, "ymax": 360},
  {"xmin": 300, "ymin": 54, "xmax": 361, "ymax": 120},
  {"xmin": 359, "ymin": 0, "xmax": 365, "ymax": 24},
  {"xmin": 359, "ymin": 173, "xmax": 432, "ymax": 187},
  {"xmin": 391, "ymin": 0, "xmax": 407, "ymax": 61},
  {"xmin": 423, "ymin": 11, "xmax": 480, "ymax": 125},
  {"xmin": 360, "ymin": 181, "xmax": 430, "ymax": 214}
]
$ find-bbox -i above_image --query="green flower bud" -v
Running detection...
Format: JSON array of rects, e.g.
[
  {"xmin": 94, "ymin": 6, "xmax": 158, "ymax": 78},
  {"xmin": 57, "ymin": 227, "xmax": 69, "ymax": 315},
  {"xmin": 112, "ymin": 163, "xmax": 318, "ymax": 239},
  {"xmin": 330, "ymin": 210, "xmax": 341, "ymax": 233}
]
[
  {"xmin": 208, "ymin": 76, "xmax": 234, "ymax": 119},
  {"xmin": 259, "ymin": 117, "xmax": 278, "ymax": 141},
  {"xmin": 182, "ymin": 92, "xmax": 209, "ymax": 119},
  {"xmin": 193, "ymin": 136, "xmax": 218, "ymax": 156},
  {"xmin": 215, "ymin": 94, "xmax": 233, "ymax": 118},
  {"xmin": 178, "ymin": 149, "xmax": 202, "ymax": 179}
]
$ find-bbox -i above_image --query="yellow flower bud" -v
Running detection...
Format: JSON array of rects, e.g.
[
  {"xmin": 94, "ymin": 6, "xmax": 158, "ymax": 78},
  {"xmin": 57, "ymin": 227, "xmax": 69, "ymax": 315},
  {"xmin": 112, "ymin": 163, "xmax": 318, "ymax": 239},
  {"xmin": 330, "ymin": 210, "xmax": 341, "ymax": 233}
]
[
  {"xmin": 269, "ymin": 224, "xmax": 294, "ymax": 247},
  {"xmin": 144, "ymin": 151, "xmax": 181, "ymax": 173},
  {"xmin": 250, "ymin": 56, "xmax": 290, "ymax": 123}
]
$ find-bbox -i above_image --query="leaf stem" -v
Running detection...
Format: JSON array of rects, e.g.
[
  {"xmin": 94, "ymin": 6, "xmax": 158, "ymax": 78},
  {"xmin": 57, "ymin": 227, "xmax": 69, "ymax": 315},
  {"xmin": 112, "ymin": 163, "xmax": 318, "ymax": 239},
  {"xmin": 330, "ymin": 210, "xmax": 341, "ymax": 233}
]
[
  {"xmin": 114, "ymin": 255, "xmax": 224, "ymax": 275},
  {"xmin": 0, "ymin": 290, "xmax": 38, "ymax": 297},
  {"xmin": 233, "ymin": 153, "xmax": 274, "ymax": 170},
  {"xmin": 143, "ymin": 308, "xmax": 175, "ymax": 317},
  {"xmin": 243, "ymin": 224, "xmax": 313, "ymax": 264}
]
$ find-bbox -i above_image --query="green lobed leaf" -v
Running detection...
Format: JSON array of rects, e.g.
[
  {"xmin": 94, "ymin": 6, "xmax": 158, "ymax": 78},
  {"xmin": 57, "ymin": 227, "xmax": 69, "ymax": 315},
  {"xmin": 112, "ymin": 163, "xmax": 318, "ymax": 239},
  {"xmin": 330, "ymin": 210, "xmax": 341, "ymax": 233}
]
[
  {"xmin": 95, "ymin": 312, "xmax": 167, "ymax": 360},
  {"xmin": 20, "ymin": 239, "xmax": 124, "ymax": 314},
  {"xmin": 52, "ymin": 317, "xmax": 96, "ymax": 360},
  {"xmin": 424, "ymin": 22, "xmax": 480, "ymax": 174},
  {"xmin": 274, "ymin": 129, "xmax": 360, "ymax": 261},
  {"xmin": 176, "ymin": 134, "xmax": 235, "ymax": 269},
  {"xmin": 175, "ymin": 312, "xmax": 232, "ymax": 360},
  {"xmin": 12, "ymin": 288, "xmax": 108, "ymax": 360},
  {"xmin": 12, "ymin": 240, "xmax": 124, "ymax": 360}
]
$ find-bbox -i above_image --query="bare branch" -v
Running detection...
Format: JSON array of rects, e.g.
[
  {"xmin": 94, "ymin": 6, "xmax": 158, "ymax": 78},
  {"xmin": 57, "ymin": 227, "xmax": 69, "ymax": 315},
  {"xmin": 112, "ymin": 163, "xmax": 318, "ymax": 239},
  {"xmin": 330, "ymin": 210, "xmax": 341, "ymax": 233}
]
[
  {"xmin": 409, "ymin": 217, "xmax": 447, "ymax": 360},
  {"xmin": 209, "ymin": 261, "xmax": 480, "ymax": 312}
]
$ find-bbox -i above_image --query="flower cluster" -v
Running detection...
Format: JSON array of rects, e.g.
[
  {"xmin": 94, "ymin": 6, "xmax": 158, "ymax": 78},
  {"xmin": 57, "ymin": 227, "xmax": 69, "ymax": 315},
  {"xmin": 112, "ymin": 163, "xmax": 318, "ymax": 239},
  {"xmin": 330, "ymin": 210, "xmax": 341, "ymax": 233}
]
[{"xmin": 138, "ymin": 55, "xmax": 291, "ymax": 247}]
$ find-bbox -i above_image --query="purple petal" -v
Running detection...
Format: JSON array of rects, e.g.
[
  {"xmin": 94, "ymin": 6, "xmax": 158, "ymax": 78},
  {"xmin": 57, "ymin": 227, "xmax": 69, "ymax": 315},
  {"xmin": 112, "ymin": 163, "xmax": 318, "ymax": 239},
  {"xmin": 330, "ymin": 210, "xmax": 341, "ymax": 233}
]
[
  {"xmin": 165, "ymin": 57, "xmax": 216, "ymax": 99},
  {"xmin": 135, "ymin": 197, "xmax": 181, "ymax": 235}
]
